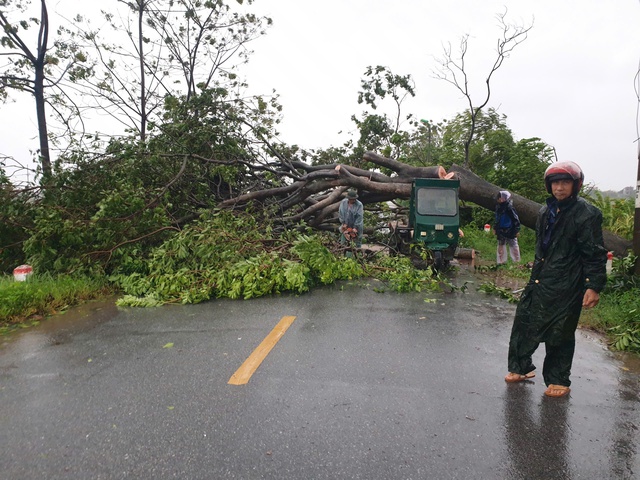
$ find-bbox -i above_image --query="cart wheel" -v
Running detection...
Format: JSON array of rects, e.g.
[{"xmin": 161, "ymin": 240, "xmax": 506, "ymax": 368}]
[
  {"xmin": 433, "ymin": 251, "xmax": 444, "ymax": 271},
  {"xmin": 388, "ymin": 233, "xmax": 399, "ymax": 256}
]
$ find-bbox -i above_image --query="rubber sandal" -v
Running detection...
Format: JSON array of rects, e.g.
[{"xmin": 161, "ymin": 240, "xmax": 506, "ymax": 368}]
[
  {"xmin": 544, "ymin": 384, "xmax": 570, "ymax": 397},
  {"xmin": 504, "ymin": 371, "xmax": 536, "ymax": 383}
]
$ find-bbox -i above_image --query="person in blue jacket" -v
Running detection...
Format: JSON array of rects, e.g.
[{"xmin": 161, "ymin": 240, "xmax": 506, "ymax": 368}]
[
  {"xmin": 493, "ymin": 190, "xmax": 521, "ymax": 265},
  {"xmin": 505, "ymin": 162, "xmax": 607, "ymax": 398}
]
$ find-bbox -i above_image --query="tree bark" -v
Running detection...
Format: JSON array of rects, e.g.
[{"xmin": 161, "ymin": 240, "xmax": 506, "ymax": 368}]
[
  {"xmin": 35, "ymin": 0, "xmax": 52, "ymax": 178},
  {"xmin": 215, "ymin": 150, "xmax": 632, "ymax": 256}
]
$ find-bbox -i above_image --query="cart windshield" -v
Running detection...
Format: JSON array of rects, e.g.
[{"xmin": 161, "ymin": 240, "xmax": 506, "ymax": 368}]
[{"xmin": 416, "ymin": 188, "xmax": 458, "ymax": 216}]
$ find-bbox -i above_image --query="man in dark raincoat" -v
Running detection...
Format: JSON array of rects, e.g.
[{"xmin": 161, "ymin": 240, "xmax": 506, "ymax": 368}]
[{"xmin": 505, "ymin": 161, "xmax": 607, "ymax": 397}]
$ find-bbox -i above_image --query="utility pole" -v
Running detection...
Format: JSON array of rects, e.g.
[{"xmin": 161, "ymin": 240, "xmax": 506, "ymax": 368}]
[
  {"xmin": 634, "ymin": 59, "xmax": 640, "ymax": 275},
  {"xmin": 634, "ymin": 148, "xmax": 640, "ymax": 274}
]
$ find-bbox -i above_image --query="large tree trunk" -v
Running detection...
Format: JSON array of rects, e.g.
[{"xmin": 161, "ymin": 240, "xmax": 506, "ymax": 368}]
[{"xmin": 215, "ymin": 150, "xmax": 632, "ymax": 257}]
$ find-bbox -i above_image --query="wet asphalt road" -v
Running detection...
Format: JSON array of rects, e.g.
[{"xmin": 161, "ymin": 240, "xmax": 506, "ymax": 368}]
[{"xmin": 1, "ymin": 269, "xmax": 639, "ymax": 480}]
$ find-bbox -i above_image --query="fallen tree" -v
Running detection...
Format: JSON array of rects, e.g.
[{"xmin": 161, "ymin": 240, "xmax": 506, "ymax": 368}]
[{"xmin": 218, "ymin": 151, "xmax": 632, "ymax": 256}]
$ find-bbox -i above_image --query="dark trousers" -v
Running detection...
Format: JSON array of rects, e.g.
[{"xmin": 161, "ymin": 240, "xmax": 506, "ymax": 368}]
[{"xmin": 508, "ymin": 331, "xmax": 576, "ymax": 387}]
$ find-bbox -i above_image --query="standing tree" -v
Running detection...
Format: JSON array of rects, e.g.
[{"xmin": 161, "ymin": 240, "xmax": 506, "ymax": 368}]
[
  {"xmin": 1, "ymin": 0, "xmax": 54, "ymax": 178},
  {"xmin": 440, "ymin": 108, "xmax": 514, "ymax": 177},
  {"xmin": 145, "ymin": 0, "xmax": 271, "ymax": 102},
  {"xmin": 352, "ymin": 65, "xmax": 416, "ymax": 162},
  {"xmin": 433, "ymin": 10, "xmax": 532, "ymax": 169},
  {"xmin": 0, "ymin": 0, "xmax": 86, "ymax": 179},
  {"xmin": 440, "ymin": 108, "xmax": 553, "ymax": 202},
  {"xmin": 64, "ymin": 0, "xmax": 168, "ymax": 143},
  {"xmin": 65, "ymin": 0, "xmax": 272, "ymax": 143}
]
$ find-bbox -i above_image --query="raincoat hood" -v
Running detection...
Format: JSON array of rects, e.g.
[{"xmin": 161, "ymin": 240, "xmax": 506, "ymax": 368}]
[{"xmin": 498, "ymin": 191, "xmax": 511, "ymax": 202}]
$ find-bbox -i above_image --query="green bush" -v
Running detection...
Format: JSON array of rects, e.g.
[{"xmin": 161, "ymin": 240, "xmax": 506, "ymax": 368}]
[
  {"xmin": 372, "ymin": 254, "xmax": 441, "ymax": 293},
  {"xmin": 112, "ymin": 212, "xmax": 367, "ymax": 305},
  {"xmin": 0, "ymin": 167, "xmax": 33, "ymax": 274}
]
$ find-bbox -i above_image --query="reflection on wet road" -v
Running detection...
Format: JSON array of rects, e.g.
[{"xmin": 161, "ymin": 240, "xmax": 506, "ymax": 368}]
[{"xmin": 503, "ymin": 385, "xmax": 571, "ymax": 478}]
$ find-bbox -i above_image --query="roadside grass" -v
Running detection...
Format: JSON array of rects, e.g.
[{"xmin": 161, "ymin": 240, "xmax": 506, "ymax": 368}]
[
  {"xmin": 581, "ymin": 257, "xmax": 640, "ymax": 352},
  {"xmin": 459, "ymin": 225, "xmax": 536, "ymax": 276},
  {"xmin": 0, "ymin": 274, "xmax": 114, "ymax": 334},
  {"xmin": 581, "ymin": 289, "xmax": 639, "ymax": 332}
]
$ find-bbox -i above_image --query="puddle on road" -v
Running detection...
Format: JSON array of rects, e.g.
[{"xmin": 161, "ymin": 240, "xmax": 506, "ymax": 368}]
[
  {"xmin": 615, "ymin": 351, "xmax": 640, "ymax": 375},
  {"xmin": 1, "ymin": 296, "xmax": 120, "ymax": 350},
  {"xmin": 38, "ymin": 296, "xmax": 120, "ymax": 332}
]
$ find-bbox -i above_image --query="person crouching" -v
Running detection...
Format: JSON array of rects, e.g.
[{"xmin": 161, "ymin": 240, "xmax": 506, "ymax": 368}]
[{"xmin": 339, "ymin": 190, "xmax": 364, "ymax": 251}]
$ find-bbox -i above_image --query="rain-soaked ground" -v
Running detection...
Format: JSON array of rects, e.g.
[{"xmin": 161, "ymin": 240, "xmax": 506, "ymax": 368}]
[{"xmin": 1, "ymin": 260, "xmax": 639, "ymax": 479}]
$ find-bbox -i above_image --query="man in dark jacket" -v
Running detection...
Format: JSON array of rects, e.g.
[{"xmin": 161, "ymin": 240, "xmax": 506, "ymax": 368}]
[
  {"xmin": 504, "ymin": 161, "xmax": 607, "ymax": 397},
  {"xmin": 493, "ymin": 190, "xmax": 521, "ymax": 264}
]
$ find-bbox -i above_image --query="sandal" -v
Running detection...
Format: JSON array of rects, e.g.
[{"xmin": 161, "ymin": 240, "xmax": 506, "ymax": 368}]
[
  {"xmin": 544, "ymin": 384, "xmax": 571, "ymax": 398},
  {"xmin": 504, "ymin": 371, "xmax": 536, "ymax": 383}
]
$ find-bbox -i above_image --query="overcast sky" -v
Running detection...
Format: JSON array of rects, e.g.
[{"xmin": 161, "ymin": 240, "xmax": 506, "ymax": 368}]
[
  {"xmin": 240, "ymin": 0, "xmax": 640, "ymax": 191},
  {"xmin": 2, "ymin": 0, "xmax": 639, "ymax": 191}
]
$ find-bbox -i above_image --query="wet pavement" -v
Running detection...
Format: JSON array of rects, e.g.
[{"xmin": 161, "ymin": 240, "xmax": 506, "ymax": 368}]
[{"xmin": 1, "ymin": 268, "xmax": 639, "ymax": 479}]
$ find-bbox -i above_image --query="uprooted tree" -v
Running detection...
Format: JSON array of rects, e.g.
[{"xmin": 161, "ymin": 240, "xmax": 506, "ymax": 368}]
[{"xmin": 216, "ymin": 150, "xmax": 632, "ymax": 256}]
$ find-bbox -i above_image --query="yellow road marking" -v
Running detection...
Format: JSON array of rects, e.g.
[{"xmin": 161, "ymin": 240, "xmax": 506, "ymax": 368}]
[{"xmin": 228, "ymin": 315, "xmax": 296, "ymax": 385}]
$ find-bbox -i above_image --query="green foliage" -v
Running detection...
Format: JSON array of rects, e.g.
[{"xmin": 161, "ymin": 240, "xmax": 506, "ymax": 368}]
[
  {"xmin": 440, "ymin": 109, "xmax": 507, "ymax": 172},
  {"xmin": 477, "ymin": 282, "xmax": 519, "ymax": 303},
  {"xmin": 458, "ymin": 222, "xmax": 535, "ymax": 267},
  {"xmin": 350, "ymin": 113, "xmax": 397, "ymax": 163},
  {"xmin": 0, "ymin": 166, "xmax": 32, "ymax": 273},
  {"xmin": 583, "ymin": 191, "xmax": 634, "ymax": 240},
  {"xmin": 605, "ymin": 253, "xmax": 640, "ymax": 293},
  {"xmin": 609, "ymin": 320, "xmax": 640, "ymax": 353},
  {"xmin": 23, "ymin": 172, "xmax": 173, "ymax": 275},
  {"xmin": 215, "ymin": 252, "xmax": 301, "ymax": 300},
  {"xmin": 112, "ymin": 210, "xmax": 446, "ymax": 306},
  {"xmin": 458, "ymin": 217, "xmax": 497, "ymax": 256},
  {"xmin": 399, "ymin": 119, "xmax": 447, "ymax": 167},
  {"xmin": 357, "ymin": 65, "xmax": 416, "ymax": 110},
  {"xmin": 369, "ymin": 255, "xmax": 441, "ymax": 293},
  {"xmin": 292, "ymin": 235, "xmax": 363, "ymax": 285},
  {"xmin": 578, "ymin": 254, "xmax": 640, "ymax": 352},
  {"xmin": 112, "ymin": 212, "xmax": 366, "ymax": 305},
  {"xmin": 600, "ymin": 286, "xmax": 640, "ymax": 353},
  {"xmin": 440, "ymin": 109, "xmax": 551, "ymax": 201},
  {"xmin": 13, "ymin": 86, "xmax": 284, "ymax": 276},
  {"xmin": 346, "ymin": 65, "xmax": 416, "ymax": 165},
  {"xmin": 491, "ymin": 137, "xmax": 554, "ymax": 203},
  {"xmin": 116, "ymin": 294, "xmax": 164, "ymax": 308}
]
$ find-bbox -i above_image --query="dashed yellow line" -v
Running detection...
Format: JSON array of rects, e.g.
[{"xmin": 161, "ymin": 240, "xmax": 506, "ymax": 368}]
[{"xmin": 228, "ymin": 315, "xmax": 296, "ymax": 385}]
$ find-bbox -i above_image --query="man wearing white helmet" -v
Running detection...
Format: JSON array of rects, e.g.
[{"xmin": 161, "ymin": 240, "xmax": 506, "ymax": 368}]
[{"xmin": 504, "ymin": 161, "xmax": 607, "ymax": 397}]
